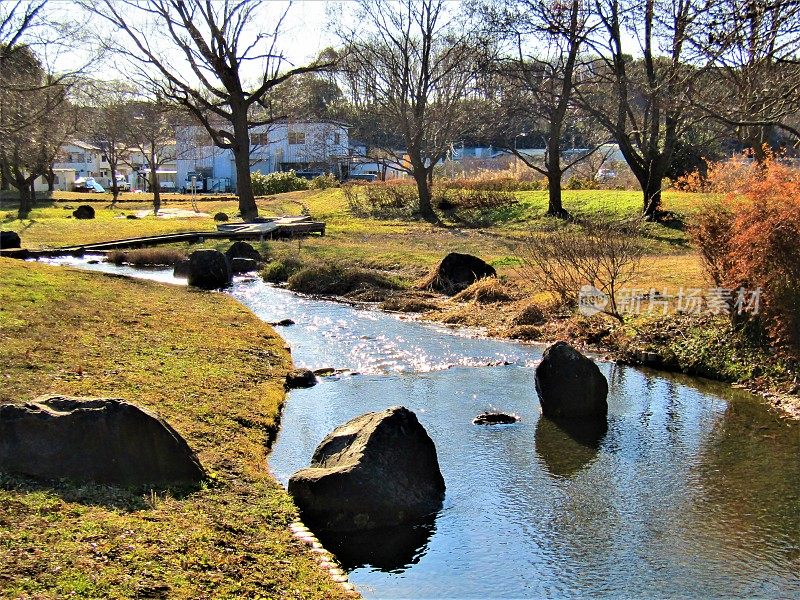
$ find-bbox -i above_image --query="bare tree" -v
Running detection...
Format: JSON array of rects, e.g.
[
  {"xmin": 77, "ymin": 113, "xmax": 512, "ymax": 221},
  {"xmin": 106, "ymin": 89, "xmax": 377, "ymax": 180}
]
[
  {"xmin": 577, "ymin": 0, "xmax": 707, "ymax": 219},
  {"xmin": 339, "ymin": 0, "xmax": 483, "ymax": 223},
  {"xmin": 0, "ymin": 44, "xmax": 76, "ymax": 218},
  {"xmin": 126, "ymin": 100, "xmax": 175, "ymax": 215},
  {"xmin": 82, "ymin": 81, "xmax": 138, "ymax": 206},
  {"xmin": 0, "ymin": 0, "xmax": 46, "ymax": 63},
  {"xmin": 688, "ymin": 0, "xmax": 800, "ymax": 158},
  {"xmin": 87, "ymin": 0, "xmax": 329, "ymax": 222},
  {"xmin": 482, "ymin": 0, "xmax": 600, "ymax": 218}
]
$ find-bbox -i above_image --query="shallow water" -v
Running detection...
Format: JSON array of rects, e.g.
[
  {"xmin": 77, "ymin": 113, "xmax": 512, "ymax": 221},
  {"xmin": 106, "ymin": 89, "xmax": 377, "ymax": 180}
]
[{"xmin": 43, "ymin": 257, "xmax": 800, "ymax": 599}]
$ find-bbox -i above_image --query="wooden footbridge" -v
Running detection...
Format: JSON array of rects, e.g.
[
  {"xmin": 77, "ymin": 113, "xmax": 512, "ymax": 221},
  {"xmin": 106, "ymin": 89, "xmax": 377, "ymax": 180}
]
[{"xmin": 0, "ymin": 216, "xmax": 325, "ymax": 259}]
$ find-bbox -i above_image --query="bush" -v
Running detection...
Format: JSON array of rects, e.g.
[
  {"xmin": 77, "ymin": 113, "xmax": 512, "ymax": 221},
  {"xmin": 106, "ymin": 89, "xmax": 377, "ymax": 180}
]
[
  {"xmin": 434, "ymin": 188, "xmax": 518, "ymax": 227},
  {"xmin": 344, "ymin": 181, "xmax": 420, "ymax": 219},
  {"xmin": 452, "ymin": 277, "xmax": 514, "ymax": 304},
  {"xmin": 287, "ymin": 263, "xmax": 400, "ymax": 296},
  {"xmin": 690, "ymin": 157, "xmax": 800, "ymax": 358},
  {"xmin": 309, "ymin": 173, "xmax": 339, "ymax": 190},
  {"xmin": 437, "ymin": 176, "xmax": 546, "ymax": 192},
  {"xmin": 251, "ymin": 170, "xmax": 309, "ymax": 196},
  {"xmin": 261, "ymin": 255, "xmax": 304, "ymax": 283},
  {"xmin": 105, "ymin": 248, "xmax": 187, "ymax": 266},
  {"xmin": 517, "ymin": 216, "xmax": 644, "ymax": 320}
]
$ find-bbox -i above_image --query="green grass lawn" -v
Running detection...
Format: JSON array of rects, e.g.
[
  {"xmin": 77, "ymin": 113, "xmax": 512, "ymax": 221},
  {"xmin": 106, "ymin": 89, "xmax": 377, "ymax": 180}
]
[
  {"xmin": 1, "ymin": 186, "xmax": 714, "ymax": 290},
  {"xmin": 0, "ymin": 259, "xmax": 350, "ymax": 599}
]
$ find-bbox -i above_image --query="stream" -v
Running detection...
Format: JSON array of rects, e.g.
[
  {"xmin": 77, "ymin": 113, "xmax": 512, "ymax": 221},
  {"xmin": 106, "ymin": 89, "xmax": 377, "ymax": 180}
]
[{"xmin": 41, "ymin": 256, "xmax": 800, "ymax": 599}]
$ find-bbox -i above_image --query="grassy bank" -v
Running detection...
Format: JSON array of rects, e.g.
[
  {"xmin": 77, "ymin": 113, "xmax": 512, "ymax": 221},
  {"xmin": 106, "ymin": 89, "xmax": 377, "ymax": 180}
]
[{"xmin": 0, "ymin": 259, "xmax": 350, "ymax": 598}]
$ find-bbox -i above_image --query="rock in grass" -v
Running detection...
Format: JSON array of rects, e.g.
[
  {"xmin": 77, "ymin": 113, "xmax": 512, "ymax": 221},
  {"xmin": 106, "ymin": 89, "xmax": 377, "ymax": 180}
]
[
  {"xmin": 286, "ymin": 368, "xmax": 317, "ymax": 389},
  {"xmin": 0, "ymin": 395, "xmax": 205, "ymax": 487},
  {"xmin": 225, "ymin": 241, "xmax": 261, "ymax": 262},
  {"xmin": 72, "ymin": 205, "xmax": 95, "ymax": 220},
  {"xmin": 230, "ymin": 257, "xmax": 258, "ymax": 274},
  {"xmin": 422, "ymin": 253, "xmax": 496, "ymax": 295},
  {"xmin": 187, "ymin": 249, "xmax": 231, "ymax": 289},
  {"xmin": 288, "ymin": 406, "xmax": 445, "ymax": 530},
  {"xmin": 1, "ymin": 231, "xmax": 21, "ymax": 249},
  {"xmin": 534, "ymin": 342, "xmax": 608, "ymax": 420},
  {"xmin": 213, "ymin": 212, "xmax": 229, "ymax": 222}
]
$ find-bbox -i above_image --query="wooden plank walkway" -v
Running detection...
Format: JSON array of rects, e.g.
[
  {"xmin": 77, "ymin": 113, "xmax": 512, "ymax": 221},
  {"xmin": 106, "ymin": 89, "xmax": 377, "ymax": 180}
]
[{"xmin": 0, "ymin": 217, "xmax": 325, "ymax": 258}]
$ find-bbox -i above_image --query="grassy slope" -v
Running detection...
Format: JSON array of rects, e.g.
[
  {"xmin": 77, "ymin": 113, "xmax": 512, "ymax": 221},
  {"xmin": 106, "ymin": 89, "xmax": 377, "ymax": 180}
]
[{"xmin": 0, "ymin": 259, "xmax": 349, "ymax": 599}]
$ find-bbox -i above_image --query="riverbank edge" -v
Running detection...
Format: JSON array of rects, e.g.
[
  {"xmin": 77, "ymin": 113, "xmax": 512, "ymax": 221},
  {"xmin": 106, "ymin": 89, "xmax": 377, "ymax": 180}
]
[
  {"xmin": 0, "ymin": 258, "xmax": 355, "ymax": 598},
  {"xmin": 272, "ymin": 272, "xmax": 800, "ymax": 420}
]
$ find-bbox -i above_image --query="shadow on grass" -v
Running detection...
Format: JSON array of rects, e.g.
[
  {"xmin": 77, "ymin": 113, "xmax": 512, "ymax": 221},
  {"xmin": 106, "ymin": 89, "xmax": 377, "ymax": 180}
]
[{"xmin": 0, "ymin": 471, "xmax": 204, "ymax": 512}]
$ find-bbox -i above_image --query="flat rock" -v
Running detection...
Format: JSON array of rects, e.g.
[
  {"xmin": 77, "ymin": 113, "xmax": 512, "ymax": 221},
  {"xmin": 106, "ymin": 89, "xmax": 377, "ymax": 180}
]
[
  {"xmin": 286, "ymin": 368, "xmax": 317, "ymax": 389},
  {"xmin": 473, "ymin": 412, "xmax": 520, "ymax": 425},
  {"xmin": 0, "ymin": 395, "xmax": 205, "ymax": 487},
  {"xmin": 288, "ymin": 406, "xmax": 445, "ymax": 530}
]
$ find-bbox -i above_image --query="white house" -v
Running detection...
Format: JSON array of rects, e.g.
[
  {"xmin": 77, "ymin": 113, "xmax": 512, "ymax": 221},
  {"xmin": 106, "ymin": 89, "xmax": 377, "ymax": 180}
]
[{"xmin": 175, "ymin": 120, "xmax": 350, "ymax": 192}]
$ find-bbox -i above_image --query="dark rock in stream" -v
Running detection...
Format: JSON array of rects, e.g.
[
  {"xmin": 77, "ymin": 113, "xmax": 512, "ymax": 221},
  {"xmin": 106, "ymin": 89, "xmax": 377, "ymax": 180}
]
[
  {"xmin": 230, "ymin": 257, "xmax": 258, "ymax": 273},
  {"xmin": 313, "ymin": 367, "xmax": 336, "ymax": 377},
  {"xmin": 0, "ymin": 395, "xmax": 205, "ymax": 487},
  {"xmin": 473, "ymin": 412, "xmax": 520, "ymax": 425},
  {"xmin": 535, "ymin": 341, "xmax": 608, "ymax": 420},
  {"xmin": 288, "ymin": 406, "xmax": 445, "ymax": 531},
  {"xmin": 225, "ymin": 241, "xmax": 261, "ymax": 262},
  {"xmin": 187, "ymin": 249, "xmax": 232, "ymax": 289},
  {"xmin": 285, "ymin": 368, "xmax": 317, "ymax": 389},
  {"xmin": 173, "ymin": 259, "xmax": 191, "ymax": 278},
  {"xmin": 269, "ymin": 319, "xmax": 295, "ymax": 327}
]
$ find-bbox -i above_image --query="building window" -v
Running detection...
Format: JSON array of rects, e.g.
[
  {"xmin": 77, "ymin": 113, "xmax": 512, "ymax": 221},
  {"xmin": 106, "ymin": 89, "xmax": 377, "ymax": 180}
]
[
  {"xmin": 334, "ymin": 133, "xmax": 340, "ymax": 145},
  {"xmin": 288, "ymin": 131, "xmax": 305, "ymax": 145},
  {"xmin": 251, "ymin": 132, "xmax": 269, "ymax": 146}
]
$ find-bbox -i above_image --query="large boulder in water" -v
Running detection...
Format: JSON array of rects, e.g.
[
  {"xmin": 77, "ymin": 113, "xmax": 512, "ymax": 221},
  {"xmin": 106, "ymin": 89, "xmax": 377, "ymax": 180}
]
[
  {"xmin": 535, "ymin": 342, "xmax": 608, "ymax": 420},
  {"xmin": 225, "ymin": 241, "xmax": 262, "ymax": 262},
  {"xmin": 1, "ymin": 231, "xmax": 21, "ymax": 249},
  {"xmin": 0, "ymin": 395, "xmax": 205, "ymax": 487},
  {"xmin": 288, "ymin": 406, "xmax": 445, "ymax": 530},
  {"xmin": 422, "ymin": 252, "xmax": 496, "ymax": 294},
  {"xmin": 72, "ymin": 205, "xmax": 95, "ymax": 220},
  {"xmin": 187, "ymin": 249, "xmax": 232, "ymax": 289}
]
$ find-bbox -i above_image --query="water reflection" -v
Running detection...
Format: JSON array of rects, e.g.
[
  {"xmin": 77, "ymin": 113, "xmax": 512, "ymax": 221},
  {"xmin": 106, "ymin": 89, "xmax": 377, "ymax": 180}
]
[
  {"xmin": 534, "ymin": 417, "xmax": 608, "ymax": 478},
  {"xmin": 315, "ymin": 514, "xmax": 439, "ymax": 572}
]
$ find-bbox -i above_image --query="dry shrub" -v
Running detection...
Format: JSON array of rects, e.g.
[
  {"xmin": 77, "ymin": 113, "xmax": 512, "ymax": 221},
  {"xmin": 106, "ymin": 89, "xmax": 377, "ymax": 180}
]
[
  {"xmin": 689, "ymin": 157, "xmax": 800, "ymax": 357},
  {"xmin": 506, "ymin": 325, "xmax": 543, "ymax": 340},
  {"xmin": 344, "ymin": 180, "xmax": 419, "ymax": 219},
  {"xmin": 437, "ymin": 175, "xmax": 545, "ymax": 192},
  {"xmin": 381, "ymin": 295, "xmax": 440, "ymax": 313},
  {"xmin": 512, "ymin": 301, "xmax": 547, "ymax": 326},
  {"xmin": 674, "ymin": 153, "xmax": 761, "ymax": 193},
  {"xmin": 106, "ymin": 248, "xmax": 187, "ymax": 266},
  {"xmin": 452, "ymin": 277, "xmax": 514, "ymax": 304},
  {"xmin": 517, "ymin": 216, "xmax": 644, "ymax": 321},
  {"xmin": 434, "ymin": 188, "xmax": 518, "ymax": 227},
  {"xmin": 287, "ymin": 263, "xmax": 400, "ymax": 296}
]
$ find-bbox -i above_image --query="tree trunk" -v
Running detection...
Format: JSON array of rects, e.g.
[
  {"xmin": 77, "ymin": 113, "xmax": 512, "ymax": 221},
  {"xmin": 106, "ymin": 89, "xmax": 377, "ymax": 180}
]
[
  {"xmin": 46, "ymin": 167, "xmax": 55, "ymax": 192},
  {"xmin": 642, "ymin": 174, "xmax": 662, "ymax": 220},
  {"xmin": 413, "ymin": 168, "xmax": 437, "ymax": 223},
  {"xmin": 545, "ymin": 135, "xmax": 568, "ymax": 218},
  {"xmin": 232, "ymin": 110, "xmax": 258, "ymax": 222},
  {"xmin": 30, "ymin": 180, "xmax": 36, "ymax": 205},
  {"xmin": 17, "ymin": 177, "xmax": 32, "ymax": 219},
  {"xmin": 150, "ymin": 145, "xmax": 160, "ymax": 215}
]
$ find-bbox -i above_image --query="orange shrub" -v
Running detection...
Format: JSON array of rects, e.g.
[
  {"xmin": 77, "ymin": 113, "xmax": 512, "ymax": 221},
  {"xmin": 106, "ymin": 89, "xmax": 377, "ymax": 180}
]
[{"xmin": 690, "ymin": 157, "xmax": 800, "ymax": 357}]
